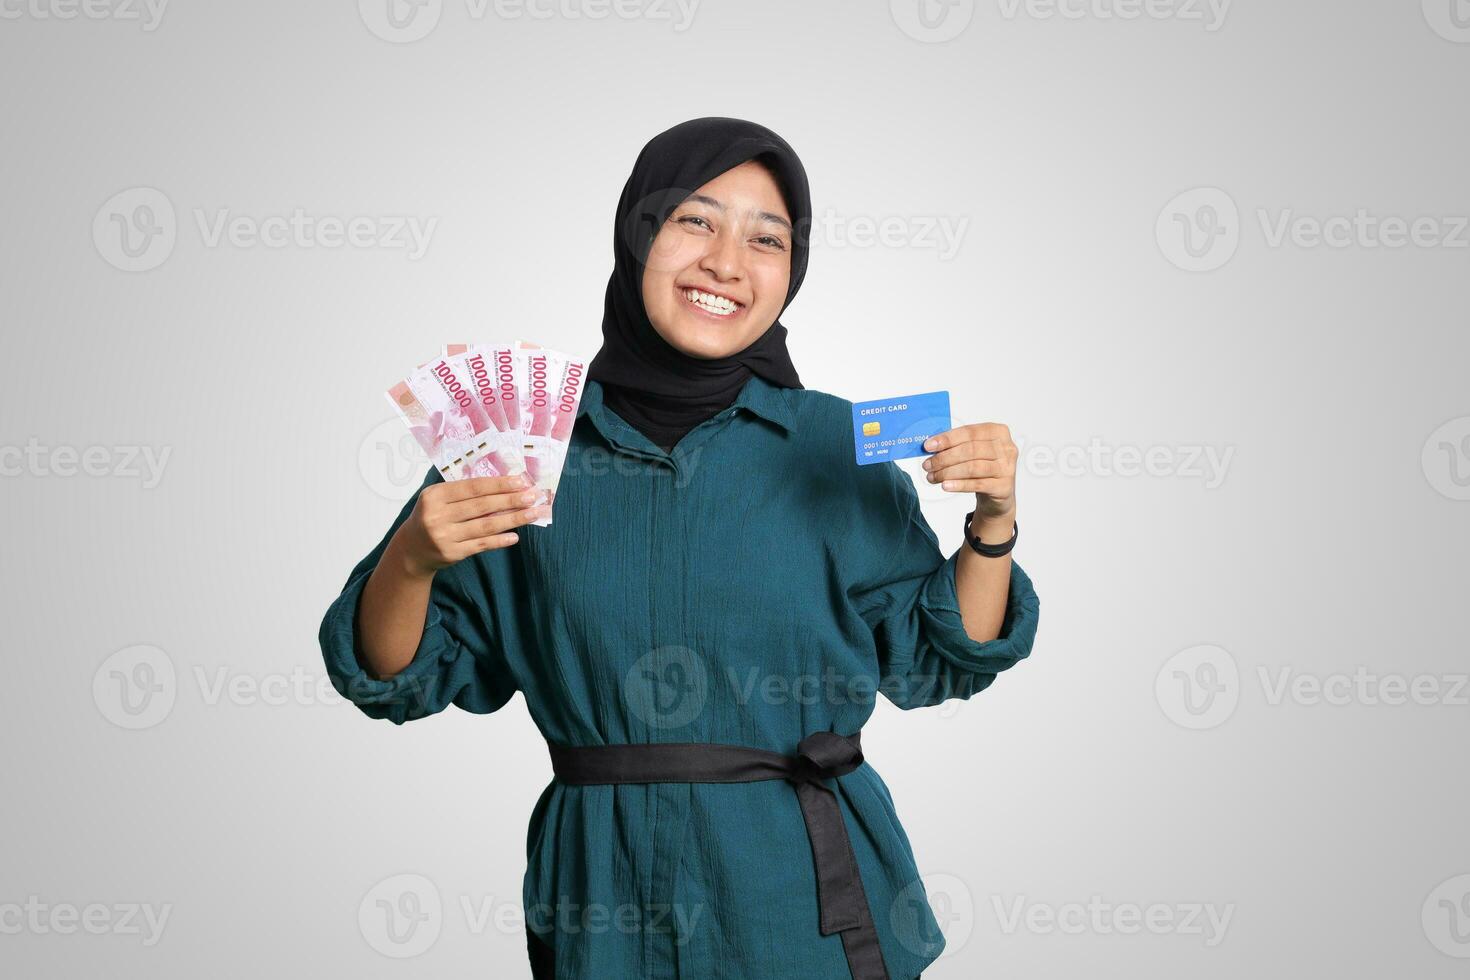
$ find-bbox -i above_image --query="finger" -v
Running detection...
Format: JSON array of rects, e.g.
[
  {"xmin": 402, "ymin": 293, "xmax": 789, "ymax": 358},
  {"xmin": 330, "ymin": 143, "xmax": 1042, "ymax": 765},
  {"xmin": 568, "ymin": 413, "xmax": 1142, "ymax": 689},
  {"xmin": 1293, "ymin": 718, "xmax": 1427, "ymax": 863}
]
[
  {"xmin": 468, "ymin": 532, "xmax": 521, "ymax": 553},
  {"xmin": 453, "ymin": 505, "xmax": 549, "ymax": 541},
  {"xmin": 927, "ymin": 458, "xmax": 1006, "ymax": 482},
  {"xmin": 922, "ymin": 439, "xmax": 1005, "ymax": 472},
  {"xmin": 444, "ymin": 488, "xmax": 541, "ymax": 523},
  {"xmin": 938, "ymin": 477, "xmax": 1012, "ymax": 494},
  {"xmin": 924, "ymin": 423, "xmax": 1009, "ymax": 453},
  {"xmin": 439, "ymin": 473, "xmax": 532, "ymax": 502}
]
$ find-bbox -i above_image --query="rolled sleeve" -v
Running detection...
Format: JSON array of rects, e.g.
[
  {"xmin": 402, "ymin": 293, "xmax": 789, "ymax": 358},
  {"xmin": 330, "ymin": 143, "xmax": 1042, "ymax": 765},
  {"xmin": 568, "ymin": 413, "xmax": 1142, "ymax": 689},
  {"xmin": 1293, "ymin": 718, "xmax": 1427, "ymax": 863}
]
[
  {"xmin": 916, "ymin": 548, "xmax": 1038, "ymax": 672},
  {"xmin": 318, "ymin": 468, "xmax": 519, "ymax": 725},
  {"xmin": 851, "ymin": 463, "xmax": 1041, "ymax": 710}
]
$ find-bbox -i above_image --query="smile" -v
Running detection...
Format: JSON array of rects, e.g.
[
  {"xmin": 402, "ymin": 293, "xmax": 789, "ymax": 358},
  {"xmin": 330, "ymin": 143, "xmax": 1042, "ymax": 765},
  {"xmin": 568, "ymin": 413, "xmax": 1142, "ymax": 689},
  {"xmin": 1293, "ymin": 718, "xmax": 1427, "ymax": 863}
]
[{"xmin": 681, "ymin": 287, "xmax": 744, "ymax": 318}]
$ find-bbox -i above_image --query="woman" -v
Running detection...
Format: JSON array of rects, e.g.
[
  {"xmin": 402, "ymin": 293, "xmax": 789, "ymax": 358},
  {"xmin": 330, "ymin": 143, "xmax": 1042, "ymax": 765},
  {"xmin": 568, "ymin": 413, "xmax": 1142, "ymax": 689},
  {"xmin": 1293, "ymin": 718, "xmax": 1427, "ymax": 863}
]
[{"xmin": 320, "ymin": 117, "xmax": 1040, "ymax": 980}]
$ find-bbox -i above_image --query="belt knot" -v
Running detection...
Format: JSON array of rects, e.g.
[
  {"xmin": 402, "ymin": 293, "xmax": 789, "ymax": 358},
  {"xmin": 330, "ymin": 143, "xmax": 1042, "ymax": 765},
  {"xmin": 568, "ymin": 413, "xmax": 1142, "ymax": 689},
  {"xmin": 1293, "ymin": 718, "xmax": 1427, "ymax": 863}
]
[{"xmin": 790, "ymin": 730, "xmax": 865, "ymax": 786}]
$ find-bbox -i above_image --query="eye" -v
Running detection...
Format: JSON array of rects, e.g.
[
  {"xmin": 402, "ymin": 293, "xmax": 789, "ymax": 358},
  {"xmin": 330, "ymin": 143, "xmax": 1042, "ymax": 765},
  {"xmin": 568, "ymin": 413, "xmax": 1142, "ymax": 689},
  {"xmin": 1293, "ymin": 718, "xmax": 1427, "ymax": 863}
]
[
  {"xmin": 675, "ymin": 214, "xmax": 714, "ymax": 232},
  {"xmin": 752, "ymin": 235, "xmax": 788, "ymax": 252}
]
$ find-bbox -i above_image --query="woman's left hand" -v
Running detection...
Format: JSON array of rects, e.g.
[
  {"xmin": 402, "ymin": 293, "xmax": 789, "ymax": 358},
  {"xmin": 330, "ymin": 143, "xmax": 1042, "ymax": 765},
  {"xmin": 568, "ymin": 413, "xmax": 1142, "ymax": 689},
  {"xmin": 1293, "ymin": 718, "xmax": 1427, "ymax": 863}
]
[{"xmin": 921, "ymin": 422, "xmax": 1019, "ymax": 527}]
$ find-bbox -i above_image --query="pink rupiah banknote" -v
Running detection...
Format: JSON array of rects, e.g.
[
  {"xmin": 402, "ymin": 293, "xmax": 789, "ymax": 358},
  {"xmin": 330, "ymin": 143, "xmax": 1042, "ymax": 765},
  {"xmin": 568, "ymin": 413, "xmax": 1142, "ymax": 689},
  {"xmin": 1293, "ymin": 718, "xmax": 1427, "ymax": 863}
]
[
  {"xmin": 416, "ymin": 355, "xmax": 529, "ymax": 480},
  {"xmin": 386, "ymin": 380, "xmax": 508, "ymax": 482},
  {"xmin": 438, "ymin": 349, "xmax": 540, "ymax": 497},
  {"xmin": 520, "ymin": 348, "xmax": 558, "ymax": 523},
  {"xmin": 535, "ymin": 349, "xmax": 588, "ymax": 513},
  {"xmin": 421, "ymin": 341, "xmax": 589, "ymax": 526},
  {"xmin": 386, "ymin": 356, "xmax": 526, "ymax": 483}
]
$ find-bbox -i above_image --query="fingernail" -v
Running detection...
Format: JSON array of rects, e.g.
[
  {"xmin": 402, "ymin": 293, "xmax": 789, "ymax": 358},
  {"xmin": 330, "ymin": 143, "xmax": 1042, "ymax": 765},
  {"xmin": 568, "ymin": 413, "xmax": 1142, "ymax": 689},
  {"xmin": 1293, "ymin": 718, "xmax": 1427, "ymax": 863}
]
[
  {"xmin": 519, "ymin": 490, "xmax": 537, "ymax": 503},
  {"xmin": 518, "ymin": 472, "xmax": 532, "ymax": 486},
  {"xmin": 921, "ymin": 459, "xmax": 932, "ymax": 471},
  {"xmin": 924, "ymin": 438, "xmax": 938, "ymax": 451}
]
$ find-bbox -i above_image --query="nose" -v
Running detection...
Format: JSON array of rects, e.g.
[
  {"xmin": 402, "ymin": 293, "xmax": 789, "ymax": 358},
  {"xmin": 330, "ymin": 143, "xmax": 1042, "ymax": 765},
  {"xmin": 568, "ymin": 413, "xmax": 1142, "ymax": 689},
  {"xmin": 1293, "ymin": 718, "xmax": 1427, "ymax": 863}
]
[{"xmin": 697, "ymin": 225, "xmax": 744, "ymax": 283}]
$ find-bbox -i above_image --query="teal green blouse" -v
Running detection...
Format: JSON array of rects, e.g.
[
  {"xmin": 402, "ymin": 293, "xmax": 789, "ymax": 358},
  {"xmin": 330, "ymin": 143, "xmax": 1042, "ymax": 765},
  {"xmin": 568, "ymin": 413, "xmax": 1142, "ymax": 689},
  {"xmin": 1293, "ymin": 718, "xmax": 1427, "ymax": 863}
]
[{"xmin": 319, "ymin": 375, "xmax": 1040, "ymax": 980}]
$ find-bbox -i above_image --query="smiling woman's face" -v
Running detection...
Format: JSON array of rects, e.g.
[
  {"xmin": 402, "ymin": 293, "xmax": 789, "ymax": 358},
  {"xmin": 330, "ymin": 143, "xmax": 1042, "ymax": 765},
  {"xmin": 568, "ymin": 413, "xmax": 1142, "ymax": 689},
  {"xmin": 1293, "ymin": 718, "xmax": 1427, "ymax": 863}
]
[{"xmin": 640, "ymin": 159, "xmax": 794, "ymax": 359}]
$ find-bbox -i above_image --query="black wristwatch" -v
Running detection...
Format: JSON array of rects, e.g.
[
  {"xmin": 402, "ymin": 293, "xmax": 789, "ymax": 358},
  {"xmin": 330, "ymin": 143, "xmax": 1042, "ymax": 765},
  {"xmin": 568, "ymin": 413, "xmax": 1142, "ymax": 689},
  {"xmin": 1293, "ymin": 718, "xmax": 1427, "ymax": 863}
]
[{"xmin": 964, "ymin": 511, "xmax": 1018, "ymax": 558}]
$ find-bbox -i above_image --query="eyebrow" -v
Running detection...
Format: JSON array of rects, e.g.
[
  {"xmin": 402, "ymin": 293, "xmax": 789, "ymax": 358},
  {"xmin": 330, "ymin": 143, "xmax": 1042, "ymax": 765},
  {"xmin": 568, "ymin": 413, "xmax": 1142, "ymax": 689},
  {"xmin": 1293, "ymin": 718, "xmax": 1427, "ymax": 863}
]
[{"xmin": 685, "ymin": 193, "xmax": 793, "ymax": 234}]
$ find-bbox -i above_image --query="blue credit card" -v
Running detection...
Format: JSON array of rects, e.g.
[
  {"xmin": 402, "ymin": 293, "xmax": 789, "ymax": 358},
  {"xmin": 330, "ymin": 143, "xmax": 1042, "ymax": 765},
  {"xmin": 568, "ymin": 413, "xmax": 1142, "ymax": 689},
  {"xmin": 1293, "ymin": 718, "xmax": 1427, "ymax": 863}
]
[{"xmin": 852, "ymin": 390, "xmax": 951, "ymax": 466}]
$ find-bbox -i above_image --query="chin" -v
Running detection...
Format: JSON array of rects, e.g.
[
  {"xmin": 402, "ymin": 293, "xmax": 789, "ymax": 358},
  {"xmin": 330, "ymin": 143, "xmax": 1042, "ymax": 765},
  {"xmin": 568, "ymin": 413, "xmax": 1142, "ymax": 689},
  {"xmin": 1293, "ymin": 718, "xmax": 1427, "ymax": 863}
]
[
  {"xmin": 654, "ymin": 316, "xmax": 759, "ymax": 360},
  {"xmin": 668, "ymin": 333, "xmax": 751, "ymax": 360}
]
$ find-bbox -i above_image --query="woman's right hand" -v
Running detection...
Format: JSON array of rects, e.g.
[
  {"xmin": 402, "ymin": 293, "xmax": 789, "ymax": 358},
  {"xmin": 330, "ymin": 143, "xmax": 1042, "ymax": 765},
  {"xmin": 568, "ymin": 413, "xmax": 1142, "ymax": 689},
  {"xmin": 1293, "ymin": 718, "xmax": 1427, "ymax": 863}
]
[{"xmin": 390, "ymin": 473, "xmax": 547, "ymax": 579}]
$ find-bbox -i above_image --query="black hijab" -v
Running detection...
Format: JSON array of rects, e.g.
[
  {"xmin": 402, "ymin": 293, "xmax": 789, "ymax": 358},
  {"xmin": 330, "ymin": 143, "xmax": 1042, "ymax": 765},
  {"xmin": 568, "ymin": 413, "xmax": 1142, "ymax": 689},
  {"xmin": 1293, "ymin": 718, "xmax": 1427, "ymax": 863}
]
[{"xmin": 585, "ymin": 117, "xmax": 809, "ymax": 452}]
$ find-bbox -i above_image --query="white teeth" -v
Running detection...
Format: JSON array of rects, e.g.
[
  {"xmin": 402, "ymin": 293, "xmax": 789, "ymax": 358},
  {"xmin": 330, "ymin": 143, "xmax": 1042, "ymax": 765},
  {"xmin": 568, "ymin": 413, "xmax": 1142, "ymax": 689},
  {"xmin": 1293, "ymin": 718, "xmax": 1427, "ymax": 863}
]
[{"xmin": 683, "ymin": 288, "xmax": 738, "ymax": 315}]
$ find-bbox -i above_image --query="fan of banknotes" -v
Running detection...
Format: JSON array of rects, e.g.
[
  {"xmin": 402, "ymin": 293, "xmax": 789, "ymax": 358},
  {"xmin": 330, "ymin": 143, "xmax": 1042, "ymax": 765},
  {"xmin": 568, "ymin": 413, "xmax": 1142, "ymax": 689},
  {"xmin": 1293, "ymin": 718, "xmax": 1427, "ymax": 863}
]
[{"xmin": 386, "ymin": 341, "xmax": 587, "ymax": 526}]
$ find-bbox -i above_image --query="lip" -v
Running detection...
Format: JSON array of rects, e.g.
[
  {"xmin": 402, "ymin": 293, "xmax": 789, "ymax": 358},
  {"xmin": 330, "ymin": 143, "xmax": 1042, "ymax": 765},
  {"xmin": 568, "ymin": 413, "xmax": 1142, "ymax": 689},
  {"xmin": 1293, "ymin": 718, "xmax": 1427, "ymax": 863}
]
[{"xmin": 677, "ymin": 283, "xmax": 747, "ymax": 320}]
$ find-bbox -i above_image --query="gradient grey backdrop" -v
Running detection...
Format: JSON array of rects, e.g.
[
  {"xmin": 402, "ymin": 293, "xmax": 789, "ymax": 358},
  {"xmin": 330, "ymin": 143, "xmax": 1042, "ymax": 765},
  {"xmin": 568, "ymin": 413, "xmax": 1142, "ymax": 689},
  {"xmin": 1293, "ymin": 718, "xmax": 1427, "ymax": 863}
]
[{"xmin": 3, "ymin": 1, "xmax": 1468, "ymax": 976}]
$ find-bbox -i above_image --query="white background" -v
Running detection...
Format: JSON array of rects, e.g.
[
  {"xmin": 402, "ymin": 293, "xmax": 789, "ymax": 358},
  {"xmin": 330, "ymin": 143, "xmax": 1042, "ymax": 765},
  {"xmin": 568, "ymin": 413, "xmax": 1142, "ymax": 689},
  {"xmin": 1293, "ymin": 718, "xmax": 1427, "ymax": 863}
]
[{"xmin": 2, "ymin": 0, "xmax": 1468, "ymax": 976}]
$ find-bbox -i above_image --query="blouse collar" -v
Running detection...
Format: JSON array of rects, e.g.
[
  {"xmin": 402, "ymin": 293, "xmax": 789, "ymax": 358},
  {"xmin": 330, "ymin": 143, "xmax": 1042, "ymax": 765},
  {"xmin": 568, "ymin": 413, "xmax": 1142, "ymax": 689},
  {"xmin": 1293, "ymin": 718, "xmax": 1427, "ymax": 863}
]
[{"xmin": 577, "ymin": 374, "xmax": 796, "ymax": 436}]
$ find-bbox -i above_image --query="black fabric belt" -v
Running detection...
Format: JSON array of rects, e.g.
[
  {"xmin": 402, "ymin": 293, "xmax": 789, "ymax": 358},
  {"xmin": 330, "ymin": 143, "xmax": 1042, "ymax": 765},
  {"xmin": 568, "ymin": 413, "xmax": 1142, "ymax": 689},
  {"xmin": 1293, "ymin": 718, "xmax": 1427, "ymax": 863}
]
[{"xmin": 547, "ymin": 730, "xmax": 891, "ymax": 980}]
